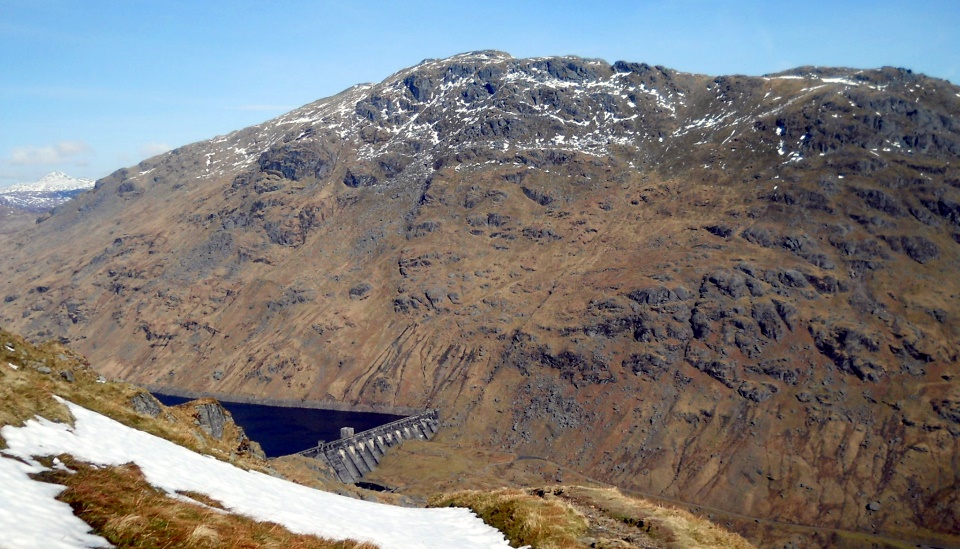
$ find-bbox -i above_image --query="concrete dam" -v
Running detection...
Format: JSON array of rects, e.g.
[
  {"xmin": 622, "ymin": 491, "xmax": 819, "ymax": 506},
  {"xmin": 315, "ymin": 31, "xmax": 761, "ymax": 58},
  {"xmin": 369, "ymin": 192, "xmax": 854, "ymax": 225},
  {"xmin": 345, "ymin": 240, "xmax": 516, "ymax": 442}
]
[{"xmin": 298, "ymin": 409, "xmax": 440, "ymax": 483}]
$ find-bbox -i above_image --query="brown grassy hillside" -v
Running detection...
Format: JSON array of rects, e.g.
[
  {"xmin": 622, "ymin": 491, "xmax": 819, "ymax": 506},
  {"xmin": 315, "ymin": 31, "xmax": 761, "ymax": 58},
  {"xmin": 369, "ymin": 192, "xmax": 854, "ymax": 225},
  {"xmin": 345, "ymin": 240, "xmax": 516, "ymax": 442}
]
[
  {"xmin": 0, "ymin": 53, "xmax": 957, "ymax": 546},
  {"xmin": 1, "ymin": 327, "xmax": 753, "ymax": 548}
]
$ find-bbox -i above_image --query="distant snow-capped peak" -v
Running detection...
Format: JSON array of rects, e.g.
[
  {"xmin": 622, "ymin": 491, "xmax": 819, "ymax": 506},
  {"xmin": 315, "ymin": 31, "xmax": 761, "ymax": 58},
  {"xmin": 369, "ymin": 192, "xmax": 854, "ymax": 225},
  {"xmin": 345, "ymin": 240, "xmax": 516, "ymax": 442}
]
[
  {"xmin": 1, "ymin": 171, "xmax": 95, "ymax": 194},
  {"xmin": 0, "ymin": 172, "xmax": 96, "ymax": 212}
]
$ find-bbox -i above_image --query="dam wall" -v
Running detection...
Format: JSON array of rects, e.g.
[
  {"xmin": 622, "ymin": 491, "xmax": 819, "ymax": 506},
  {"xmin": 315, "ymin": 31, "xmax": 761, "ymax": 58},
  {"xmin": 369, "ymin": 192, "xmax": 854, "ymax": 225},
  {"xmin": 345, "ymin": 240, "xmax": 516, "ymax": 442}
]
[{"xmin": 298, "ymin": 409, "xmax": 440, "ymax": 483}]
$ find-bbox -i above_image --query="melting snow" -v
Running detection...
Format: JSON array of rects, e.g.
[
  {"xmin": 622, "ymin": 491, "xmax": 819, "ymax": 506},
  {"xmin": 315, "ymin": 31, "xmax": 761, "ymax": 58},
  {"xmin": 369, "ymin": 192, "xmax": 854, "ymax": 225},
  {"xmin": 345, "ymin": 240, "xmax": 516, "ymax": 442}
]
[
  {"xmin": 0, "ymin": 452, "xmax": 111, "ymax": 548},
  {"xmin": 0, "ymin": 398, "xmax": 512, "ymax": 549},
  {"xmin": 821, "ymin": 77, "xmax": 861, "ymax": 86}
]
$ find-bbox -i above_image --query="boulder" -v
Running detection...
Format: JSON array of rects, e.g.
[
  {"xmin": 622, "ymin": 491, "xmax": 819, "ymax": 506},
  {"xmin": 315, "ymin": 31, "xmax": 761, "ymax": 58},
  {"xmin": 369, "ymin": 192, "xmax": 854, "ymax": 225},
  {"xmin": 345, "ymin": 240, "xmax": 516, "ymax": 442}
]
[
  {"xmin": 130, "ymin": 392, "xmax": 162, "ymax": 417},
  {"xmin": 194, "ymin": 401, "xmax": 228, "ymax": 440}
]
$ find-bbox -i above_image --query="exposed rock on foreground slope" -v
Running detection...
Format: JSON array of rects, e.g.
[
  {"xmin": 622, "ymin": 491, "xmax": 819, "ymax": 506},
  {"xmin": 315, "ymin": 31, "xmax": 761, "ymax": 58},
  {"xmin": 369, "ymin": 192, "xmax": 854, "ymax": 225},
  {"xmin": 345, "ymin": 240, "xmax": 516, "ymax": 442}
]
[{"xmin": 1, "ymin": 51, "xmax": 958, "ymax": 546}]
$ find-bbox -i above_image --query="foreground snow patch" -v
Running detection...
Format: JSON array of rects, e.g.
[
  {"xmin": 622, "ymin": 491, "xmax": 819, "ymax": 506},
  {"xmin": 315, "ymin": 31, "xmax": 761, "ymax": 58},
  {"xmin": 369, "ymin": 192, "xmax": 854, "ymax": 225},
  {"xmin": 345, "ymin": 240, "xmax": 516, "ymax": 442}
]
[
  {"xmin": 0, "ymin": 453, "xmax": 111, "ymax": 548},
  {"xmin": 0, "ymin": 398, "xmax": 512, "ymax": 549}
]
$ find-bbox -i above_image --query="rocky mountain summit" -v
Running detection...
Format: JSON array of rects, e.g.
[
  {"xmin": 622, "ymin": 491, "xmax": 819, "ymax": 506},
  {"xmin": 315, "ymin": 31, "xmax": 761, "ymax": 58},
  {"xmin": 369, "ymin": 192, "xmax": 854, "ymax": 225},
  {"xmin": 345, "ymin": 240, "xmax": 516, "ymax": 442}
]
[
  {"xmin": 0, "ymin": 171, "xmax": 94, "ymax": 212},
  {"xmin": 0, "ymin": 51, "xmax": 958, "ymax": 546}
]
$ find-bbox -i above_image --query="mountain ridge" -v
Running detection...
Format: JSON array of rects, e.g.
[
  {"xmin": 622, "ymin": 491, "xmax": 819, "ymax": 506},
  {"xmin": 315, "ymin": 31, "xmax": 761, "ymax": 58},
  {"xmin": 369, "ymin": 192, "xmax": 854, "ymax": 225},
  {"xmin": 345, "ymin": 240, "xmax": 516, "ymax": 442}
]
[
  {"xmin": 0, "ymin": 171, "xmax": 95, "ymax": 213},
  {"xmin": 3, "ymin": 171, "xmax": 95, "ymax": 193},
  {"xmin": 1, "ymin": 52, "xmax": 958, "ymax": 547}
]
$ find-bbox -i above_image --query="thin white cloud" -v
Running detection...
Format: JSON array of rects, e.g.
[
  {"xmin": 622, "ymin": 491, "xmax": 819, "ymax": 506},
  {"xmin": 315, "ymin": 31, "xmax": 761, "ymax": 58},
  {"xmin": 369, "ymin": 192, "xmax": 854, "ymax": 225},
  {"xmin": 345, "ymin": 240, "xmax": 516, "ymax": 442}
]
[
  {"xmin": 56, "ymin": 141, "xmax": 91, "ymax": 155},
  {"xmin": 140, "ymin": 142, "xmax": 171, "ymax": 158},
  {"xmin": 9, "ymin": 141, "xmax": 94, "ymax": 165}
]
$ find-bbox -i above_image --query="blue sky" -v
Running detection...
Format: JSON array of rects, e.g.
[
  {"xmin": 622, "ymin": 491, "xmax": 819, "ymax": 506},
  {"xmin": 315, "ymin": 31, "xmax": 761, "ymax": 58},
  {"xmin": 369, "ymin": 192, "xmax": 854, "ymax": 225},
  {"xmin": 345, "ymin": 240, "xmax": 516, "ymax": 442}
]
[{"xmin": 2, "ymin": 0, "xmax": 958, "ymax": 188}]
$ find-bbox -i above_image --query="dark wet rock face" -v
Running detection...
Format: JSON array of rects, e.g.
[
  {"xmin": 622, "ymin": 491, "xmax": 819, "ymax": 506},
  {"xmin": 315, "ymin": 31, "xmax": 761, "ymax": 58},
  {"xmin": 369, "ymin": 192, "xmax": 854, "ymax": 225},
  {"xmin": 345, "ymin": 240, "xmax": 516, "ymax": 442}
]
[
  {"xmin": 934, "ymin": 397, "xmax": 960, "ymax": 424},
  {"xmin": 752, "ymin": 302, "xmax": 784, "ymax": 341},
  {"xmin": 856, "ymin": 188, "xmax": 906, "ymax": 217},
  {"xmin": 257, "ymin": 139, "xmax": 337, "ymax": 182},
  {"xmin": 882, "ymin": 235, "xmax": 940, "ymax": 263},
  {"xmin": 500, "ymin": 331, "xmax": 616, "ymax": 387},
  {"xmin": 623, "ymin": 353, "xmax": 671, "ymax": 380},
  {"xmin": 738, "ymin": 380, "xmax": 779, "ymax": 402},
  {"xmin": 704, "ymin": 225, "xmax": 734, "ymax": 238},
  {"xmin": 627, "ymin": 286, "xmax": 688, "ymax": 306},
  {"xmin": 811, "ymin": 324, "xmax": 885, "ymax": 381},
  {"xmin": 343, "ymin": 170, "xmax": 378, "ymax": 188},
  {"xmin": 349, "ymin": 283, "xmax": 372, "ymax": 299}
]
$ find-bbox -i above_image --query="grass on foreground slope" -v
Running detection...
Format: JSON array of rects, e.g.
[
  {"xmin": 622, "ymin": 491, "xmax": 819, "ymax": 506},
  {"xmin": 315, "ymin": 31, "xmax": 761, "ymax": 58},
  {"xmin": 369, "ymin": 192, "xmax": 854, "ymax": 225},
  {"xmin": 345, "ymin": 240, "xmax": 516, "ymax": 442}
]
[
  {"xmin": 37, "ymin": 456, "xmax": 376, "ymax": 549},
  {"xmin": 429, "ymin": 486, "xmax": 756, "ymax": 549},
  {"xmin": 0, "ymin": 328, "xmax": 377, "ymax": 548},
  {"xmin": 430, "ymin": 488, "xmax": 587, "ymax": 549},
  {"xmin": 563, "ymin": 485, "xmax": 755, "ymax": 549},
  {"xmin": 0, "ymin": 328, "xmax": 260, "ymax": 464}
]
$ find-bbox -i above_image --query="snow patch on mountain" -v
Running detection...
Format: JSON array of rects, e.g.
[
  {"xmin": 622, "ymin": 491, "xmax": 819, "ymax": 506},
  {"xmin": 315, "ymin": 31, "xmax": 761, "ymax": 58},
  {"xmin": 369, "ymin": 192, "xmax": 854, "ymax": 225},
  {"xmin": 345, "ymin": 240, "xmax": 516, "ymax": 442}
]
[
  {"xmin": 2, "ymin": 172, "xmax": 94, "ymax": 194},
  {"xmin": 0, "ymin": 397, "xmax": 513, "ymax": 549},
  {"xmin": 0, "ymin": 172, "xmax": 95, "ymax": 212}
]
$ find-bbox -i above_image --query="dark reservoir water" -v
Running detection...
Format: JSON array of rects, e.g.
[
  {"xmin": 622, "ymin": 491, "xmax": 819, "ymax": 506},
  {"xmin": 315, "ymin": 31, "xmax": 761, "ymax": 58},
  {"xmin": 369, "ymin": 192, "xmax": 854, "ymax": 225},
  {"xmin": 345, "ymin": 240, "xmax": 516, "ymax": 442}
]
[{"xmin": 152, "ymin": 393, "xmax": 405, "ymax": 458}]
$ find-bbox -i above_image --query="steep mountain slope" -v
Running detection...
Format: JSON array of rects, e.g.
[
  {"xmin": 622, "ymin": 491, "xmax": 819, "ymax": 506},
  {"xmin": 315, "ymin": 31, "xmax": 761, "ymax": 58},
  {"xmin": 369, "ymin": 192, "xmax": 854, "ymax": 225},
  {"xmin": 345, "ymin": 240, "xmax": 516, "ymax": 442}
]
[
  {"xmin": 0, "ymin": 203, "xmax": 34, "ymax": 234},
  {"xmin": 0, "ymin": 171, "xmax": 94, "ymax": 212},
  {"xmin": 1, "ymin": 51, "xmax": 958, "ymax": 546},
  {"xmin": 0, "ymin": 327, "xmax": 752, "ymax": 549}
]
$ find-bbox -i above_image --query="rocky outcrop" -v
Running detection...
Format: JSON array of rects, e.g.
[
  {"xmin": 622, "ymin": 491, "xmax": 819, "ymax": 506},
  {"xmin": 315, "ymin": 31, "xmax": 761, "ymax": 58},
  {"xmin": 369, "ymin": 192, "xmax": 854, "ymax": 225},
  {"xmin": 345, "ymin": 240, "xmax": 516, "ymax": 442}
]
[
  {"xmin": 130, "ymin": 392, "xmax": 162, "ymax": 417},
  {"xmin": 192, "ymin": 400, "xmax": 228, "ymax": 440}
]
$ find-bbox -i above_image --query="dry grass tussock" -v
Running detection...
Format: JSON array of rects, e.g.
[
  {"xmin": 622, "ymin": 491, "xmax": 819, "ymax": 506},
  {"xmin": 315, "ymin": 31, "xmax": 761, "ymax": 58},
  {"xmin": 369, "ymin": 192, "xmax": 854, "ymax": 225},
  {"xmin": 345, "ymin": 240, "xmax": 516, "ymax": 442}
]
[
  {"xmin": 430, "ymin": 485, "xmax": 756, "ymax": 549},
  {"xmin": 564, "ymin": 486, "xmax": 756, "ymax": 549},
  {"xmin": 0, "ymin": 330, "xmax": 89, "ymax": 436},
  {"xmin": 429, "ymin": 488, "xmax": 588, "ymax": 549},
  {"xmin": 36, "ymin": 457, "xmax": 378, "ymax": 549}
]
